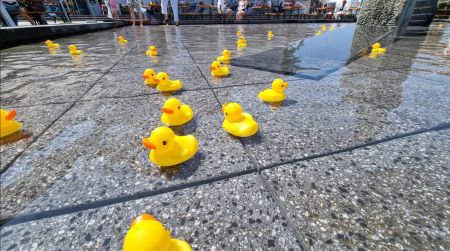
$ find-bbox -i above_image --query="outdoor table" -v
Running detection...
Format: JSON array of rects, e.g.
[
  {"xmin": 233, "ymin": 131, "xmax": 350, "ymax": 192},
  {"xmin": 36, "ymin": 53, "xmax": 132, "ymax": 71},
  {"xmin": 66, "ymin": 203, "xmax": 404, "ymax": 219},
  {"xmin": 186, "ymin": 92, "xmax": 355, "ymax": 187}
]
[
  {"xmin": 283, "ymin": 6, "xmax": 303, "ymax": 19},
  {"xmin": 347, "ymin": 7, "xmax": 361, "ymax": 14},
  {"xmin": 317, "ymin": 6, "xmax": 334, "ymax": 14},
  {"xmin": 179, "ymin": 3, "xmax": 190, "ymax": 13},
  {"xmin": 252, "ymin": 5, "xmax": 270, "ymax": 14},
  {"xmin": 198, "ymin": 4, "xmax": 216, "ymax": 16}
]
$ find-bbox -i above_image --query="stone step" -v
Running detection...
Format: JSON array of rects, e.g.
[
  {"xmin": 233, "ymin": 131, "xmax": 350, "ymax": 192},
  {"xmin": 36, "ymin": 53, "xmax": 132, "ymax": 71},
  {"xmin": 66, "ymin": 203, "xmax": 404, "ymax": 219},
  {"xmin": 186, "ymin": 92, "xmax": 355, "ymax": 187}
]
[
  {"xmin": 415, "ymin": 0, "xmax": 436, "ymax": 8},
  {"xmin": 413, "ymin": 6, "xmax": 437, "ymax": 15}
]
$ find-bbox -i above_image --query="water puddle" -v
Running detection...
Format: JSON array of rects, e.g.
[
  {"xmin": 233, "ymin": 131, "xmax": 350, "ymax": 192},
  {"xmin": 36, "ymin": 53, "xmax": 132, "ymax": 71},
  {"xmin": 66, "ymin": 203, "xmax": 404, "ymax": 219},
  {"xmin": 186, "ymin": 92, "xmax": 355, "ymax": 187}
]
[
  {"xmin": 0, "ymin": 130, "xmax": 31, "ymax": 145},
  {"xmin": 232, "ymin": 24, "xmax": 392, "ymax": 80},
  {"xmin": 152, "ymin": 165, "xmax": 182, "ymax": 179}
]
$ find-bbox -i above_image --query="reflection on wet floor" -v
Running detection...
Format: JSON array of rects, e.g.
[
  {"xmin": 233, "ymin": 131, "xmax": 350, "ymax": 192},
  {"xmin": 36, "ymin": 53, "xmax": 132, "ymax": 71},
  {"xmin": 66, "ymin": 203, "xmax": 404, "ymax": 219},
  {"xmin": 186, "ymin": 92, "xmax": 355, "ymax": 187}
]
[
  {"xmin": 0, "ymin": 131, "xmax": 31, "ymax": 146},
  {"xmin": 0, "ymin": 23, "xmax": 449, "ymax": 237},
  {"xmin": 170, "ymin": 125, "xmax": 186, "ymax": 136},
  {"xmin": 154, "ymin": 165, "xmax": 182, "ymax": 179},
  {"xmin": 232, "ymin": 24, "xmax": 393, "ymax": 79}
]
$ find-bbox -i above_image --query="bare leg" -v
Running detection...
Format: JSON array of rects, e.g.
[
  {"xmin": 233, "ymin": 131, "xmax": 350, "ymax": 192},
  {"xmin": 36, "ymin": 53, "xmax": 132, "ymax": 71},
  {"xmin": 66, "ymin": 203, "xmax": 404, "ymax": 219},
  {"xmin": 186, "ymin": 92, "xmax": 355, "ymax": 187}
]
[
  {"xmin": 164, "ymin": 14, "xmax": 169, "ymax": 24},
  {"xmin": 20, "ymin": 9, "xmax": 36, "ymax": 25},
  {"xmin": 128, "ymin": 6, "xmax": 136, "ymax": 25},
  {"xmin": 138, "ymin": 11, "xmax": 143, "ymax": 26},
  {"xmin": 226, "ymin": 10, "xmax": 232, "ymax": 19}
]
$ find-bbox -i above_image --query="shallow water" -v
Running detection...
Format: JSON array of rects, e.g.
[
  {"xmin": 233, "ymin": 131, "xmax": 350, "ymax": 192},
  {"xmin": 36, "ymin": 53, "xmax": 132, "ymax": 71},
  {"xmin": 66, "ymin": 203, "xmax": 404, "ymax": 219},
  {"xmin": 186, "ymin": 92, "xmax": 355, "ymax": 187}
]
[{"xmin": 0, "ymin": 23, "xmax": 449, "ymax": 251}]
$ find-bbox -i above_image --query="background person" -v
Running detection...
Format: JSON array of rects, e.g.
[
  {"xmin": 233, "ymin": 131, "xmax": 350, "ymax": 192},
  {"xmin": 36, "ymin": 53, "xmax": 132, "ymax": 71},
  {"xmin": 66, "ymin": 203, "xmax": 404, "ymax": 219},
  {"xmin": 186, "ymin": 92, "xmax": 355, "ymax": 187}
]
[
  {"xmin": 1, "ymin": 0, "xmax": 35, "ymax": 25},
  {"xmin": 236, "ymin": 0, "xmax": 248, "ymax": 21},
  {"xmin": 161, "ymin": 0, "xmax": 179, "ymax": 25},
  {"xmin": 127, "ymin": 0, "xmax": 144, "ymax": 26},
  {"xmin": 107, "ymin": 0, "xmax": 119, "ymax": 20},
  {"xmin": 217, "ymin": 0, "xmax": 232, "ymax": 19},
  {"xmin": 27, "ymin": 0, "xmax": 47, "ymax": 25}
]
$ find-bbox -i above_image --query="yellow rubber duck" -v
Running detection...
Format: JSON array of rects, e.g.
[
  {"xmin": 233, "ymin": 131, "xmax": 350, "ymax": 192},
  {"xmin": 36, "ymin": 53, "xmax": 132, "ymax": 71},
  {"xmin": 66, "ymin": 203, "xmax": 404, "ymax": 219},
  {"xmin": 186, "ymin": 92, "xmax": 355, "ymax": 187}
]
[
  {"xmin": 44, "ymin": 40, "xmax": 60, "ymax": 49},
  {"xmin": 118, "ymin": 35, "xmax": 128, "ymax": 43},
  {"xmin": 237, "ymin": 30, "xmax": 242, "ymax": 36},
  {"xmin": 369, "ymin": 52, "xmax": 379, "ymax": 59},
  {"xmin": 216, "ymin": 49, "xmax": 231, "ymax": 63},
  {"xmin": 315, "ymin": 30, "xmax": 322, "ymax": 36},
  {"xmin": 155, "ymin": 72, "xmax": 182, "ymax": 92},
  {"xmin": 328, "ymin": 26, "xmax": 335, "ymax": 31},
  {"xmin": 146, "ymin": 46, "xmax": 158, "ymax": 57},
  {"xmin": 321, "ymin": 25, "xmax": 327, "ymax": 31},
  {"xmin": 210, "ymin": 61, "xmax": 229, "ymax": 77},
  {"xmin": 142, "ymin": 126, "xmax": 198, "ymax": 166},
  {"xmin": 142, "ymin": 68, "xmax": 158, "ymax": 87},
  {"xmin": 1, "ymin": 109, "xmax": 22, "ymax": 138},
  {"xmin": 222, "ymin": 102, "xmax": 258, "ymax": 137},
  {"xmin": 123, "ymin": 214, "xmax": 192, "ymax": 251},
  {"xmin": 371, "ymin": 42, "xmax": 387, "ymax": 54},
  {"xmin": 161, "ymin": 97, "xmax": 193, "ymax": 126},
  {"xmin": 438, "ymin": 23, "xmax": 444, "ymax": 28},
  {"xmin": 258, "ymin": 78, "xmax": 288, "ymax": 103},
  {"xmin": 68, "ymin": 44, "xmax": 83, "ymax": 55},
  {"xmin": 237, "ymin": 36, "xmax": 247, "ymax": 47},
  {"xmin": 267, "ymin": 31, "xmax": 274, "ymax": 39}
]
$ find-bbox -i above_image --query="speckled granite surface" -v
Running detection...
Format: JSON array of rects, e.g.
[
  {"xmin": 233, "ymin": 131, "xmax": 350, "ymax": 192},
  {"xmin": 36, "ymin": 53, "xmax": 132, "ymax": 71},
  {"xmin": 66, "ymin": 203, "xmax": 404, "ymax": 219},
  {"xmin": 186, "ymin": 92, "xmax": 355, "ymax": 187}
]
[
  {"xmin": 262, "ymin": 130, "xmax": 450, "ymax": 250},
  {"xmin": 1, "ymin": 23, "xmax": 449, "ymax": 250},
  {"xmin": 0, "ymin": 174, "xmax": 302, "ymax": 250}
]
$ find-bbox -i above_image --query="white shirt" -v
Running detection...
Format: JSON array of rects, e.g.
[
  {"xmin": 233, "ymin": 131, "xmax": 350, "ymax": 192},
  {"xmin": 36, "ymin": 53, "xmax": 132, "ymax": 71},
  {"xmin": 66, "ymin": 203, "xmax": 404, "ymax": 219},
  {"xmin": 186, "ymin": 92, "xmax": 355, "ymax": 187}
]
[
  {"xmin": 217, "ymin": 0, "xmax": 226, "ymax": 11},
  {"xmin": 238, "ymin": 0, "xmax": 246, "ymax": 11}
]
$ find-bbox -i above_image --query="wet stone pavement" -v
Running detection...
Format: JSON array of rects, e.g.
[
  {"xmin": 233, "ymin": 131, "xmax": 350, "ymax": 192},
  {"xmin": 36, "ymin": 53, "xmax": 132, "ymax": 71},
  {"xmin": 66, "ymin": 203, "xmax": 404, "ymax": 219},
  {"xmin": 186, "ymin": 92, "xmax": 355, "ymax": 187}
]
[{"xmin": 1, "ymin": 23, "xmax": 449, "ymax": 250}]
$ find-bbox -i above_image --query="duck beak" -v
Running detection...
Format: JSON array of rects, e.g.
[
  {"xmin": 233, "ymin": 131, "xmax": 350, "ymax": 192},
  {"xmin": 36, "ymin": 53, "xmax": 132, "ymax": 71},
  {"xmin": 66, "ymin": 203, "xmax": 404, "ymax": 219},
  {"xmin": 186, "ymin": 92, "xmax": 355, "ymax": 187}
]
[
  {"xmin": 161, "ymin": 108, "xmax": 174, "ymax": 114},
  {"xmin": 142, "ymin": 138, "xmax": 156, "ymax": 149},
  {"xmin": 5, "ymin": 110, "xmax": 17, "ymax": 120},
  {"xmin": 142, "ymin": 74, "xmax": 147, "ymax": 79},
  {"xmin": 210, "ymin": 66, "xmax": 217, "ymax": 71},
  {"xmin": 151, "ymin": 48, "xmax": 156, "ymax": 51},
  {"xmin": 130, "ymin": 214, "xmax": 156, "ymax": 228},
  {"xmin": 284, "ymin": 82, "xmax": 289, "ymax": 88},
  {"xmin": 154, "ymin": 78, "xmax": 160, "ymax": 83}
]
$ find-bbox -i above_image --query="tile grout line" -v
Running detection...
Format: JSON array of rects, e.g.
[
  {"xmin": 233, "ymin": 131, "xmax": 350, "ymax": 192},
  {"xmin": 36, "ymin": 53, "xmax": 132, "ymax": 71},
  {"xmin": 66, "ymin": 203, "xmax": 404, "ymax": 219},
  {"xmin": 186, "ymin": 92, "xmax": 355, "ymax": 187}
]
[
  {"xmin": 3, "ymin": 119, "xmax": 449, "ymax": 227},
  {"xmin": 0, "ymin": 45, "xmax": 137, "ymax": 175},
  {"xmin": 181, "ymin": 38, "xmax": 310, "ymax": 250},
  {"xmin": 260, "ymin": 122, "xmax": 450, "ymax": 171},
  {"xmin": 256, "ymin": 174, "xmax": 309, "ymax": 251},
  {"xmin": 3, "ymin": 40, "xmax": 450, "ymax": 228},
  {"xmin": 1, "ymin": 168, "xmax": 257, "ymax": 227}
]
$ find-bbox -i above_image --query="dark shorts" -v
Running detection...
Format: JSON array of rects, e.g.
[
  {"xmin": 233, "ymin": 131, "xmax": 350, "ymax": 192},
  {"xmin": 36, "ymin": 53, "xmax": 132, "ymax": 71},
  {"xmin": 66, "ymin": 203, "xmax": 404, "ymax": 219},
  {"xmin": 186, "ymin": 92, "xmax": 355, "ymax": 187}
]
[{"xmin": 2, "ymin": 1, "xmax": 21, "ymax": 25}]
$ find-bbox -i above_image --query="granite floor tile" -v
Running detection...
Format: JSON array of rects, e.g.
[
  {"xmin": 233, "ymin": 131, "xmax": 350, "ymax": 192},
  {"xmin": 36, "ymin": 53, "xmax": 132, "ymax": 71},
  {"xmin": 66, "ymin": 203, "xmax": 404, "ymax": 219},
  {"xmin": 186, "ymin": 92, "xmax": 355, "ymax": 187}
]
[
  {"xmin": 0, "ymin": 103, "xmax": 72, "ymax": 173},
  {"xmin": 214, "ymin": 73, "xmax": 450, "ymax": 167},
  {"xmin": 82, "ymin": 62, "xmax": 210, "ymax": 100},
  {"xmin": 198, "ymin": 63, "xmax": 300, "ymax": 87},
  {"xmin": 0, "ymin": 89, "xmax": 253, "ymax": 220},
  {"xmin": 262, "ymin": 130, "xmax": 450, "ymax": 250},
  {"xmin": 1, "ymin": 174, "xmax": 302, "ymax": 251},
  {"xmin": 0, "ymin": 67, "xmax": 104, "ymax": 107}
]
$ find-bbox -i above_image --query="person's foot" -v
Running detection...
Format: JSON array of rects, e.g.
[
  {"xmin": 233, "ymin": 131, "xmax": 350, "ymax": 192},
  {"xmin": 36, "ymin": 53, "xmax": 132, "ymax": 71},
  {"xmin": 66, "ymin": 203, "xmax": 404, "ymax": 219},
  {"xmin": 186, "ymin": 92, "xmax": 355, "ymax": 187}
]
[
  {"xmin": 163, "ymin": 19, "xmax": 168, "ymax": 25},
  {"xmin": 175, "ymin": 22, "xmax": 179, "ymax": 26}
]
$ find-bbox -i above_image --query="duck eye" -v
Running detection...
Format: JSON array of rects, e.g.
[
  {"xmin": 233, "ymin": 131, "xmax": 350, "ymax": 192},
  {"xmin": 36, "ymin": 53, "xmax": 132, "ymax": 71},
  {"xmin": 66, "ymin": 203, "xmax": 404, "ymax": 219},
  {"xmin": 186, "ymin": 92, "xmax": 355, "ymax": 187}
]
[
  {"xmin": 225, "ymin": 112, "xmax": 228, "ymax": 116},
  {"xmin": 281, "ymin": 85, "xmax": 284, "ymax": 87},
  {"xmin": 163, "ymin": 77, "xmax": 165, "ymax": 80},
  {"xmin": 178, "ymin": 106, "xmax": 181, "ymax": 110},
  {"xmin": 162, "ymin": 141, "xmax": 167, "ymax": 145}
]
